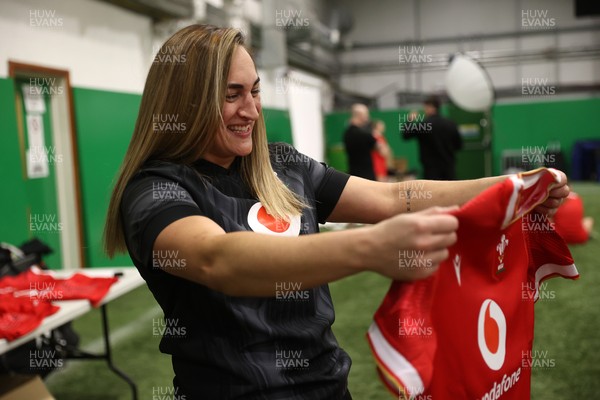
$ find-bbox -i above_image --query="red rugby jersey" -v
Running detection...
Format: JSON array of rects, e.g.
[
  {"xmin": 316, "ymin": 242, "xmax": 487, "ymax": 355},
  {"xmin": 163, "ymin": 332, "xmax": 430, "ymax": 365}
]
[
  {"xmin": 367, "ymin": 168, "xmax": 579, "ymax": 399},
  {"xmin": 0, "ymin": 268, "xmax": 118, "ymax": 307},
  {"xmin": 0, "ymin": 268, "xmax": 118, "ymax": 340},
  {"xmin": 0, "ymin": 294, "xmax": 59, "ymax": 341}
]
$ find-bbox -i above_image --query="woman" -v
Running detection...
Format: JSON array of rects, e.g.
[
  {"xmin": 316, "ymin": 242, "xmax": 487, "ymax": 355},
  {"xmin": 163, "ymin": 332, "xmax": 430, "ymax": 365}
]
[
  {"xmin": 370, "ymin": 120, "xmax": 393, "ymax": 181},
  {"xmin": 104, "ymin": 25, "xmax": 568, "ymax": 399}
]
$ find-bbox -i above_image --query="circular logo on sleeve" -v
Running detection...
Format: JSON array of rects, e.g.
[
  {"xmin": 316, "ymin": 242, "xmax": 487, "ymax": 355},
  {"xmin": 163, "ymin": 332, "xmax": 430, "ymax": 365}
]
[
  {"xmin": 477, "ymin": 299, "xmax": 507, "ymax": 371},
  {"xmin": 247, "ymin": 202, "xmax": 301, "ymax": 237}
]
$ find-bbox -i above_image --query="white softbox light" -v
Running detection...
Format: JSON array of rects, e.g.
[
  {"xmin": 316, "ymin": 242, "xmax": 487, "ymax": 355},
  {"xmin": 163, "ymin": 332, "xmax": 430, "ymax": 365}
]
[{"xmin": 445, "ymin": 54, "xmax": 494, "ymax": 112}]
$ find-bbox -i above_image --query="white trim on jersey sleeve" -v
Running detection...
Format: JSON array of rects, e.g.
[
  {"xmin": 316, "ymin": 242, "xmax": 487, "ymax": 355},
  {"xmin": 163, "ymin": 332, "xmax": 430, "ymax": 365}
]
[
  {"xmin": 505, "ymin": 168, "xmax": 561, "ymax": 229},
  {"xmin": 503, "ymin": 176, "xmax": 522, "ymax": 229},
  {"xmin": 367, "ymin": 322, "xmax": 425, "ymax": 397},
  {"xmin": 547, "ymin": 168, "xmax": 561, "ymax": 183},
  {"xmin": 534, "ymin": 263, "xmax": 579, "ymax": 302}
]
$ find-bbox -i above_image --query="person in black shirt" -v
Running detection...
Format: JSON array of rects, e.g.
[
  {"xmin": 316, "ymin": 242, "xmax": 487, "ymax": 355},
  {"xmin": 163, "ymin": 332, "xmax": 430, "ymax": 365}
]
[
  {"xmin": 402, "ymin": 96, "xmax": 463, "ymax": 180},
  {"xmin": 343, "ymin": 104, "xmax": 377, "ymax": 180},
  {"xmin": 102, "ymin": 25, "xmax": 571, "ymax": 400}
]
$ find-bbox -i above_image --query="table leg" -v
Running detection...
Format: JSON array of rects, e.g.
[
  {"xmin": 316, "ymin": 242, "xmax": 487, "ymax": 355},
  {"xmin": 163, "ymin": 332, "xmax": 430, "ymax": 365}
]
[{"xmin": 101, "ymin": 305, "xmax": 138, "ymax": 400}]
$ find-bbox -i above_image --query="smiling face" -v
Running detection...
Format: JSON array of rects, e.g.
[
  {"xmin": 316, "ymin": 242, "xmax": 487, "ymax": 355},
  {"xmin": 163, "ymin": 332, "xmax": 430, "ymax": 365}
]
[{"xmin": 203, "ymin": 46, "xmax": 262, "ymax": 168}]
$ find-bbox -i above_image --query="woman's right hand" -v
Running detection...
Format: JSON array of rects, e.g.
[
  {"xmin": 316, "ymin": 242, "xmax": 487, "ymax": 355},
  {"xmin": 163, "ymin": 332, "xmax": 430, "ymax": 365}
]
[{"xmin": 364, "ymin": 206, "xmax": 459, "ymax": 281}]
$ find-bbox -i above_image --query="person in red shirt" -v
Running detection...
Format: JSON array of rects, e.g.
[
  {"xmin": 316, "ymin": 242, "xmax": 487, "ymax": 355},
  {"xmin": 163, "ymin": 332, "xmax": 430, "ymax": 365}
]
[
  {"xmin": 371, "ymin": 120, "xmax": 393, "ymax": 182},
  {"xmin": 553, "ymin": 192, "xmax": 594, "ymax": 244}
]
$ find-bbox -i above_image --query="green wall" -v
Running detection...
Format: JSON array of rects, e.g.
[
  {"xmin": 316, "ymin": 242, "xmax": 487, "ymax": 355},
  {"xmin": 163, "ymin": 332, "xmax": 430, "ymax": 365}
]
[
  {"xmin": 324, "ymin": 98, "xmax": 600, "ymax": 178},
  {"xmin": 72, "ymin": 87, "xmax": 141, "ymax": 268},
  {"xmin": 0, "ymin": 78, "xmax": 31, "ymax": 250},
  {"xmin": 491, "ymin": 98, "xmax": 600, "ymax": 176},
  {"xmin": 0, "ymin": 77, "xmax": 294, "ymax": 269},
  {"xmin": 263, "ymin": 108, "xmax": 293, "ymax": 144}
]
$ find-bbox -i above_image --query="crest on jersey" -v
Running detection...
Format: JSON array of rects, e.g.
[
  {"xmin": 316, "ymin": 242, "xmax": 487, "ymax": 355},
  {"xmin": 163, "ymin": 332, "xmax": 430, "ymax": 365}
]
[
  {"xmin": 477, "ymin": 299, "xmax": 507, "ymax": 371},
  {"xmin": 496, "ymin": 234, "xmax": 509, "ymax": 273},
  {"xmin": 247, "ymin": 202, "xmax": 301, "ymax": 237}
]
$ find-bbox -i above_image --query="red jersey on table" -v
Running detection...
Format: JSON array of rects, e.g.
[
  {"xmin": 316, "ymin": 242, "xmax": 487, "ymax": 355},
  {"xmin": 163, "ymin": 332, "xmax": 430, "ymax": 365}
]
[
  {"xmin": 0, "ymin": 294, "xmax": 59, "ymax": 341},
  {"xmin": 367, "ymin": 168, "xmax": 579, "ymax": 400},
  {"xmin": 0, "ymin": 268, "xmax": 119, "ymax": 341},
  {"xmin": 0, "ymin": 267, "xmax": 118, "ymax": 307}
]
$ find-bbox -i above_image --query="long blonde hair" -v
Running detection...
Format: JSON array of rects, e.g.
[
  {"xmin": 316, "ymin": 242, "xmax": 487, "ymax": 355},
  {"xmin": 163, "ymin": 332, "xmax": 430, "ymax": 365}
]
[{"xmin": 104, "ymin": 24, "xmax": 305, "ymax": 257}]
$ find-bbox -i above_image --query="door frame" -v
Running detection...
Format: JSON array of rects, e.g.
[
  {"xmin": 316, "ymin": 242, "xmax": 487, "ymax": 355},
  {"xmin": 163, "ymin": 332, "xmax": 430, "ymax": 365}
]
[{"xmin": 9, "ymin": 61, "xmax": 85, "ymax": 269}]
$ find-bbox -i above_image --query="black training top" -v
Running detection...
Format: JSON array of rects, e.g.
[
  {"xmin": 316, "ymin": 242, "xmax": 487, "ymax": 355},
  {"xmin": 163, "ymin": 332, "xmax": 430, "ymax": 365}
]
[
  {"xmin": 120, "ymin": 143, "xmax": 352, "ymax": 399},
  {"xmin": 402, "ymin": 114, "xmax": 463, "ymax": 180},
  {"xmin": 343, "ymin": 123, "xmax": 376, "ymax": 180}
]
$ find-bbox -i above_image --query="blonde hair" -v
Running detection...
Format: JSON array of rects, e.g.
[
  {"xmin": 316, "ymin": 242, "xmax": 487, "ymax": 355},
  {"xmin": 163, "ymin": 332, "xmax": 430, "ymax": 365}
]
[{"xmin": 103, "ymin": 24, "xmax": 305, "ymax": 257}]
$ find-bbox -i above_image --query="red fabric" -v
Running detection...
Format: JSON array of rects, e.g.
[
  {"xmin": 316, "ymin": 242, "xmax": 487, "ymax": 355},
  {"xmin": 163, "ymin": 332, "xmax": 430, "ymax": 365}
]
[
  {"xmin": 0, "ymin": 268, "xmax": 56, "ymax": 291},
  {"xmin": 0, "ymin": 294, "xmax": 59, "ymax": 341},
  {"xmin": 0, "ymin": 269, "xmax": 118, "ymax": 341},
  {"xmin": 49, "ymin": 273, "xmax": 118, "ymax": 307},
  {"xmin": 553, "ymin": 192, "xmax": 589, "ymax": 244},
  {"xmin": 368, "ymin": 168, "xmax": 579, "ymax": 400},
  {"xmin": 371, "ymin": 135, "xmax": 388, "ymax": 179}
]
